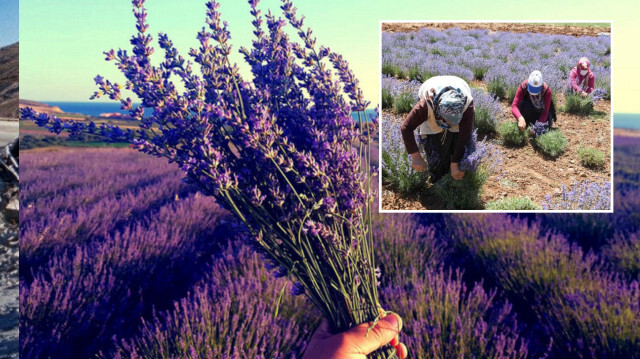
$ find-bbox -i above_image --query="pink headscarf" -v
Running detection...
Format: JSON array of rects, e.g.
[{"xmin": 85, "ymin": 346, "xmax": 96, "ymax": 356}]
[{"xmin": 575, "ymin": 57, "xmax": 591, "ymax": 83}]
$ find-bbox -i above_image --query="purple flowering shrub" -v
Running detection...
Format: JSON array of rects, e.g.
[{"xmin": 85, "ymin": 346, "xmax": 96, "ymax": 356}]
[
  {"xmin": 577, "ymin": 146, "xmax": 606, "ymax": 169},
  {"xmin": 380, "ymin": 114, "xmax": 429, "ymax": 194},
  {"xmin": 561, "ymin": 92, "xmax": 595, "ymax": 115},
  {"xmin": 602, "ymin": 231, "xmax": 640, "ymax": 280},
  {"xmin": 380, "ymin": 268, "xmax": 529, "ymax": 359},
  {"xmin": 105, "ymin": 243, "xmax": 317, "ymax": 359},
  {"xmin": 381, "ymin": 76, "xmax": 420, "ymax": 113},
  {"xmin": 485, "ymin": 196, "xmax": 541, "ymax": 210},
  {"xmin": 22, "ymin": 1, "xmax": 398, "ymax": 357},
  {"xmin": 497, "ymin": 121, "xmax": 527, "ymax": 147},
  {"xmin": 471, "ymin": 88, "xmax": 502, "ymax": 133},
  {"xmin": 532, "ymin": 129, "xmax": 567, "ymax": 157},
  {"xmin": 20, "ymin": 149, "xmax": 234, "ymax": 359},
  {"xmin": 433, "ymin": 130, "xmax": 503, "ymax": 209},
  {"xmin": 20, "ymin": 148, "xmax": 195, "ymax": 272},
  {"xmin": 446, "ymin": 214, "xmax": 640, "ymax": 358},
  {"xmin": 371, "ymin": 213, "xmax": 530, "ymax": 358},
  {"xmin": 533, "ymin": 139, "xmax": 638, "ymax": 249},
  {"xmin": 19, "ymin": 132, "xmax": 640, "ymax": 358},
  {"xmin": 382, "ymin": 27, "xmax": 610, "ymax": 99},
  {"xmin": 371, "ymin": 212, "xmax": 445, "ymax": 284},
  {"xmin": 542, "ymin": 179, "xmax": 611, "ymax": 210}
]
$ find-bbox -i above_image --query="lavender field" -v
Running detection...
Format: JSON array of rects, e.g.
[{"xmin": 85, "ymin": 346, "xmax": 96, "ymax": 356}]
[
  {"xmin": 380, "ymin": 25, "xmax": 612, "ymax": 210},
  {"xmin": 19, "ymin": 133, "xmax": 640, "ymax": 358}
]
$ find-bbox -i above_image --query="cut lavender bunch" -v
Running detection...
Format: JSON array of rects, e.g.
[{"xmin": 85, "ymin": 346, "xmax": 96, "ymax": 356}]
[
  {"xmin": 529, "ymin": 121, "xmax": 548, "ymax": 137},
  {"xmin": 21, "ymin": 0, "xmax": 396, "ymax": 358}
]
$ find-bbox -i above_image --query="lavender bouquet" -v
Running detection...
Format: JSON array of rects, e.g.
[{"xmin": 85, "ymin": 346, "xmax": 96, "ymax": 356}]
[{"xmin": 21, "ymin": 0, "xmax": 397, "ymax": 357}]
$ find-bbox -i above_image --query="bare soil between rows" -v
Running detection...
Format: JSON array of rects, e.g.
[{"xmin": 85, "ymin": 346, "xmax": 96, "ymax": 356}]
[
  {"xmin": 381, "ymin": 23, "xmax": 610, "ymax": 37},
  {"xmin": 381, "ymin": 93, "xmax": 612, "ymax": 211}
]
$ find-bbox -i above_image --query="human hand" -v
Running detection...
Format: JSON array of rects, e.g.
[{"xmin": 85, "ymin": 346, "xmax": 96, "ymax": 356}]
[
  {"xmin": 581, "ymin": 91, "xmax": 588, "ymax": 98},
  {"xmin": 451, "ymin": 162, "xmax": 465, "ymax": 180},
  {"xmin": 411, "ymin": 152, "xmax": 427, "ymax": 172},
  {"xmin": 303, "ymin": 313, "xmax": 408, "ymax": 359},
  {"xmin": 517, "ymin": 117, "xmax": 526, "ymax": 132}
]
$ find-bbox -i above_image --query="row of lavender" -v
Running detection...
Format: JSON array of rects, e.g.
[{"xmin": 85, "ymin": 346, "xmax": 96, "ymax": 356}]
[
  {"xmin": 20, "ymin": 149, "xmax": 241, "ymax": 358},
  {"xmin": 21, "ymin": 138, "xmax": 639, "ymax": 358},
  {"xmin": 382, "ymin": 27, "xmax": 611, "ymax": 100}
]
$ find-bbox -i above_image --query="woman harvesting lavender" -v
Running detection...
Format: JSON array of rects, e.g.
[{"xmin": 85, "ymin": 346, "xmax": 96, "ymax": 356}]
[
  {"xmin": 512, "ymin": 70, "xmax": 556, "ymax": 132},
  {"xmin": 569, "ymin": 57, "xmax": 595, "ymax": 98},
  {"xmin": 400, "ymin": 75, "xmax": 475, "ymax": 182}
]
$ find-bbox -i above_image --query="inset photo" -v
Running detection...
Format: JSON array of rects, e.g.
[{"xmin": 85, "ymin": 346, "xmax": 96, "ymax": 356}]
[{"xmin": 379, "ymin": 22, "xmax": 612, "ymax": 212}]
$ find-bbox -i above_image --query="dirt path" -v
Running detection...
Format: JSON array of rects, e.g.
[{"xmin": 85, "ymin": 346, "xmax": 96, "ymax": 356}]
[
  {"xmin": 382, "ymin": 23, "xmax": 610, "ymax": 37},
  {"xmin": 381, "ymin": 93, "xmax": 612, "ymax": 211}
]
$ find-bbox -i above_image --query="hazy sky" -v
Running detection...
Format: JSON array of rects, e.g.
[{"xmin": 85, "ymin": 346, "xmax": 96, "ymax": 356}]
[
  {"xmin": 19, "ymin": 0, "xmax": 640, "ymax": 113},
  {"xmin": 0, "ymin": 0, "xmax": 18, "ymax": 47}
]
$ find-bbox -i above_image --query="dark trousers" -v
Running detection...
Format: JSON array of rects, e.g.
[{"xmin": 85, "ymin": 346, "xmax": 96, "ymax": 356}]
[
  {"xmin": 421, "ymin": 131, "xmax": 459, "ymax": 183},
  {"xmin": 519, "ymin": 97, "xmax": 556, "ymax": 128}
]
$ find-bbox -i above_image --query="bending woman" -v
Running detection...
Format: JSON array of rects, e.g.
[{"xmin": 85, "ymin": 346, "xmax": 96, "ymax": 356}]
[
  {"xmin": 400, "ymin": 75, "xmax": 474, "ymax": 182},
  {"xmin": 512, "ymin": 70, "xmax": 556, "ymax": 132},
  {"xmin": 569, "ymin": 57, "xmax": 595, "ymax": 98}
]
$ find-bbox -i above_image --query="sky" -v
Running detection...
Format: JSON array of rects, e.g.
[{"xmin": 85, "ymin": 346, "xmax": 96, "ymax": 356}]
[
  {"xmin": 19, "ymin": 0, "xmax": 640, "ymax": 114},
  {"xmin": 0, "ymin": 0, "xmax": 18, "ymax": 47}
]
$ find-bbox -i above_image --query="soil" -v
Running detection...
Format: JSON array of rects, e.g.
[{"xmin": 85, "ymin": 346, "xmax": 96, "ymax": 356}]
[
  {"xmin": 381, "ymin": 93, "xmax": 612, "ymax": 211},
  {"xmin": 381, "ymin": 23, "xmax": 610, "ymax": 37}
]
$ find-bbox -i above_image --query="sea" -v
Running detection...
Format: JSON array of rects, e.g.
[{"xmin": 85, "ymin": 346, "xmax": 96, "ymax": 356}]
[
  {"xmin": 47, "ymin": 102, "xmax": 378, "ymax": 122},
  {"xmin": 614, "ymin": 113, "xmax": 640, "ymax": 130}
]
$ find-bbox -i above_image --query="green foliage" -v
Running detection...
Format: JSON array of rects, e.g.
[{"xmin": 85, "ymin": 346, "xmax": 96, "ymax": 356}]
[
  {"xmin": 19, "ymin": 134, "xmax": 129, "ymax": 149},
  {"xmin": 487, "ymin": 78, "xmax": 507, "ymax": 100},
  {"xmin": 381, "ymin": 88, "xmax": 394, "ymax": 109},
  {"xmin": 381, "ymin": 62, "xmax": 395, "ymax": 77},
  {"xmin": 534, "ymin": 129, "xmax": 568, "ymax": 157},
  {"xmin": 393, "ymin": 91, "xmax": 416, "ymax": 114},
  {"xmin": 562, "ymin": 93, "xmax": 594, "ymax": 115},
  {"xmin": 408, "ymin": 66, "xmax": 422, "ymax": 81},
  {"xmin": 472, "ymin": 66, "xmax": 487, "ymax": 80},
  {"xmin": 475, "ymin": 106, "xmax": 495, "ymax": 133},
  {"xmin": 578, "ymin": 146, "xmax": 606, "ymax": 169},
  {"xmin": 432, "ymin": 168, "xmax": 489, "ymax": 210},
  {"xmin": 485, "ymin": 196, "xmax": 542, "ymax": 210},
  {"xmin": 497, "ymin": 122, "xmax": 527, "ymax": 147},
  {"xmin": 506, "ymin": 85, "xmax": 519, "ymax": 104},
  {"xmin": 381, "ymin": 146, "xmax": 429, "ymax": 196}
]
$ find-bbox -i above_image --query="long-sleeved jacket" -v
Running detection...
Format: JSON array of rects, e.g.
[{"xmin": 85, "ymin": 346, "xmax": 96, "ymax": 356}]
[
  {"xmin": 511, "ymin": 79, "xmax": 552, "ymax": 124},
  {"xmin": 569, "ymin": 58, "xmax": 595, "ymax": 94},
  {"xmin": 400, "ymin": 97, "xmax": 474, "ymax": 163}
]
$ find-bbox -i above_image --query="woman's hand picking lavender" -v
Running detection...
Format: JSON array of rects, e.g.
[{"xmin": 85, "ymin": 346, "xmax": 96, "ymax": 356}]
[
  {"xmin": 411, "ymin": 152, "xmax": 427, "ymax": 172},
  {"xmin": 517, "ymin": 116, "xmax": 527, "ymax": 132},
  {"xmin": 303, "ymin": 313, "xmax": 407, "ymax": 359},
  {"xmin": 450, "ymin": 162, "xmax": 465, "ymax": 180}
]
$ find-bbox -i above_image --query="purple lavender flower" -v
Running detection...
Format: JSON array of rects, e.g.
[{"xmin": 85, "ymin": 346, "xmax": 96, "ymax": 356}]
[
  {"xmin": 21, "ymin": 1, "xmax": 395, "ymax": 357},
  {"xmin": 530, "ymin": 121, "xmax": 548, "ymax": 137},
  {"xmin": 542, "ymin": 179, "xmax": 611, "ymax": 210}
]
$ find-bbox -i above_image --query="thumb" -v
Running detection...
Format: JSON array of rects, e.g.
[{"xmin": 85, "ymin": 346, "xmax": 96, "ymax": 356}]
[{"xmin": 343, "ymin": 313, "xmax": 403, "ymax": 355}]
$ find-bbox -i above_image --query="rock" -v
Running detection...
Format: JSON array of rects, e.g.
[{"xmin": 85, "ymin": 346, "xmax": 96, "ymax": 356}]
[
  {"xmin": 4, "ymin": 198, "xmax": 18, "ymax": 222},
  {"xmin": 580, "ymin": 172, "xmax": 587, "ymax": 178}
]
